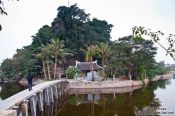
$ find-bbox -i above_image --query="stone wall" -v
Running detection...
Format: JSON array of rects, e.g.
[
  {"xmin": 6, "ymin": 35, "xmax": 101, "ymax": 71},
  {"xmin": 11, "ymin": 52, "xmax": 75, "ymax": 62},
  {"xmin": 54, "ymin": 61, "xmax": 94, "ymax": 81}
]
[
  {"xmin": 70, "ymin": 85, "xmax": 143, "ymax": 94},
  {"xmin": 151, "ymin": 73, "xmax": 173, "ymax": 81},
  {"xmin": 69, "ymin": 79, "xmax": 147, "ymax": 89}
]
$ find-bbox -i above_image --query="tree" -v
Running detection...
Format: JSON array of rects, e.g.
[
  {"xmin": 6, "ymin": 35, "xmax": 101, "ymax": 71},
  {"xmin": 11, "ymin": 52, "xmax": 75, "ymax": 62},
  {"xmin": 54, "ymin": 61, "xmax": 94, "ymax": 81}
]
[
  {"xmin": 0, "ymin": 0, "xmax": 7, "ymax": 31},
  {"xmin": 95, "ymin": 42, "xmax": 111, "ymax": 78},
  {"xmin": 82, "ymin": 45, "xmax": 97, "ymax": 81},
  {"xmin": 0, "ymin": 0, "xmax": 19, "ymax": 31},
  {"xmin": 40, "ymin": 44, "xmax": 52, "ymax": 80},
  {"xmin": 132, "ymin": 26, "xmax": 175, "ymax": 60},
  {"xmin": 0, "ymin": 58, "xmax": 13, "ymax": 79},
  {"xmin": 96, "ymin": 42, "xmax": 111, "ymax": 66},
  {"xmin": 51, "ymin": 4, "xmax": 113, "ymax": 58},
  {"xmin": 0, "ymin": 4, "xmax": 114, "ymax": 80},
  {"xmin": 118, "ymin": 36, "xmax": 157, "ymax": 80},
  {"xmin": 36, "ymin": 50, "xmax": 47, "ymax": 80},
  {"xmin": 32, "ymin": 25, "xmax": 53, "ymax": 47},
  {"xmin": 105, "ymin": 42, "xmax": 130, "ymax": 78},
  {"xmin": 48, "ymin": 38, "xmax": 65, "ymax": 79}
]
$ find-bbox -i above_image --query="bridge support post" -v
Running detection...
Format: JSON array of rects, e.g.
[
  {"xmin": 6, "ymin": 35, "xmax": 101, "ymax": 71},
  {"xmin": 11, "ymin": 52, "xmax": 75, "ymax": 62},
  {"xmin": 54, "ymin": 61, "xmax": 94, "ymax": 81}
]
[
  {"xmin": 12, "ymin": 105, "xmax": 20, "ymax": 116},
  {"xmin": 37, "ymin": 90, "xmax": 44, "ymax": 111},
  {"xmin": 63, "ymin": 83, "xmax": 65, "ymax": 94},
  {"xmin": 29, "ymin": 96, "xmax": 36, "ymax": 116},
  {"xmin": 58, "ymin": 84, "xmax": 61, "ymax": 97},
  {"xmin": 33, "ymin": 94, "xmax": 38, "ymax": 106},
  {"xmin": 20, "ymin": 100, "xmax": 29, "ymax": 116},
  {"xmin": 53, "ymin": 85, "xmax": 58, "ymax": 99},
  {"xmin": 61, "ymin": 83, "xmax": 63, "ymax": 96},
  {"xmin": 67, "ymin": 82, "xmax": 70, "ymax": 93},
  {"xmin": 44, "ymin": 88, "xmax": 50, "ymax": 106},
  {"xmin": 49, "ymin": 86, "xmax": 54, "ymax": 102}
]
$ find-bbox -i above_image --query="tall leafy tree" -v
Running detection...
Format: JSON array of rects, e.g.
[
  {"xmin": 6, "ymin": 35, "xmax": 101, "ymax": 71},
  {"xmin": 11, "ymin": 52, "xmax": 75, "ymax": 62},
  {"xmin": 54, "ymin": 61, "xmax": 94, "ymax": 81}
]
[
  {"xmin": 0, "ymin": 4, "xmax": 112, "ymax": 79},
  {"xmin": 40, "ymin": 44, "xmax": 52, "ymax": 80},
  {"xmin": 96, "ymin": 42, "xmax": 111, "ymax": 78},
  {"xmin": 48, "ymin": 38, "xmax": 65, "ymax": 79},
  {"xmin": 36, "ymin": 49, "xmax": 47, "ymax": 80},
  {"xmin": 118, "ymin": 36, "xmax": 157, "ymax": 79},
  {"xmin": 0, "ymin": 59, "xmax": 13, "ymax": 79},
  {"xmin": 82, "ymin": 45, "xmax": 97, "ymax": 81},
  {"xmin": 51, "ymin": 4, "xmax": 113, "ymax": 58},
  {"xmin": 96, "ymin": 42, "xmax": 111, "ymax": 66},
  {"xmin": 32, "ymin": 25, "xmax": 53, "ymax": 48}
]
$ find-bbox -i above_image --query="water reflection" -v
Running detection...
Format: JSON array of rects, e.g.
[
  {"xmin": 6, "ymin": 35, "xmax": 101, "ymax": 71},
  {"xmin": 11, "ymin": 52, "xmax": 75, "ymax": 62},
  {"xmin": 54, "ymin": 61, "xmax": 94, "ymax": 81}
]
[
  {"xmin": 0, "ymin": 79, "xmax": 174, "ymax": 116},
  {"xmin": 155, "ymin": 79, "xmax": 175, "ymax": 115},
  {"xmin": 57, "ymin": 80, "xmax": 172, "ymax": 116}
]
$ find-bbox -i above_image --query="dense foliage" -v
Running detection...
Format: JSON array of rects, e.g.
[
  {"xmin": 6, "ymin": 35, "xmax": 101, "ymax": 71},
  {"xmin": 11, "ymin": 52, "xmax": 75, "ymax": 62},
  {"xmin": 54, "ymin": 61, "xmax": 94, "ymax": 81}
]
[
  {"xmin": 0, "ymin": 4, "xmax": 170, "ymax": 81},
  {"xmin": 0, "ymin": 4, "xmax": 112, "ymax": 80},
  {"xmin": 65, "ymin": 66, "xmax": 81, "ymax": 79}
]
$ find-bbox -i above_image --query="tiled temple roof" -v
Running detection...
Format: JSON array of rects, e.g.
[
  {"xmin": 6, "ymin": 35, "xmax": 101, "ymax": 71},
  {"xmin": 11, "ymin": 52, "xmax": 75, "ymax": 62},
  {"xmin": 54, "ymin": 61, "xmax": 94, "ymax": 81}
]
[{"xmin": 75, "ymin": 60, "xmax": 103, "ymax": 71}]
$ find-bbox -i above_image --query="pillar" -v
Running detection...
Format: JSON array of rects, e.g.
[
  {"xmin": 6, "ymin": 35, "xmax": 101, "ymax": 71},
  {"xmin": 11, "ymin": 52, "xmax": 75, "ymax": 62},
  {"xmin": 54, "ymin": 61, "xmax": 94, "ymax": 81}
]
[
  {"xmin": 37, "ymin": 90, "xmax": 44, "ymax": 111},
  {"xmin": 29, "ymin": 96, "xmax": 36, "ymax": 116},
  {"xmin": 33, "ymin": 94, "xmax": 38, "ymax": 106},
  {"xmin": 113, "ymin": 93, "xmax": 116, "ymax": 100},
  {"xmin": 113, "ymin": 74, "xmax": 115, "ymax": 81},
  {"xmin": 20, "ymin": 100, "xmax": 29, "ymax": 116},
  {"xmin": 12, "ymin": 105, "xmax": 20, "ymax": 116},
  {"xmin": 49, "ymin": 86, "xmax": 54, "ymax": 103},
  {"xmin": 58, "ymin": 84, "xmax": 61, "ymax": 97},
  {"xmin": 44, "ymin": 88, "xmax": 50, "ymax": 106},
  {"xmin": 53, "ymin": 99, "xmax": 58, "ymax": 114},
  {"xmin": 53, "ymin": 85, "xmax": 58, "ymax": 99}
]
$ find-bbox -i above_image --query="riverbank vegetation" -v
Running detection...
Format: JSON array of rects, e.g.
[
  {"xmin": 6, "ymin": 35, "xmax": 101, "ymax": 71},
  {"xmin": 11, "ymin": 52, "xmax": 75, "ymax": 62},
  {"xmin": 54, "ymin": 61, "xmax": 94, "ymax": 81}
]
[{"xmin": 0, "ymin": 4, "xmax": 171, "ymax": 81}]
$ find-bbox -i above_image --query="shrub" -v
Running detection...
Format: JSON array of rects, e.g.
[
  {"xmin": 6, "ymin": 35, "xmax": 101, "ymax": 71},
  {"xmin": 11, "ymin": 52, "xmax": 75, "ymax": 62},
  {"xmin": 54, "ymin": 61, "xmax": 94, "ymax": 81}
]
[{"xmin": 65, "ymin": 66, "xmax": 81, "ymax": 79}]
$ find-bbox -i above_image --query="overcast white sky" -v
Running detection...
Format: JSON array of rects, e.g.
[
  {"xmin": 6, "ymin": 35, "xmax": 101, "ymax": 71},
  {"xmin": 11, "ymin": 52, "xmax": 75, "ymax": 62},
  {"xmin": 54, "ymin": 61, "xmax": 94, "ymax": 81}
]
[{"xmin": 0, "ymin": 0, "xmax": 175, "ymax": 64}]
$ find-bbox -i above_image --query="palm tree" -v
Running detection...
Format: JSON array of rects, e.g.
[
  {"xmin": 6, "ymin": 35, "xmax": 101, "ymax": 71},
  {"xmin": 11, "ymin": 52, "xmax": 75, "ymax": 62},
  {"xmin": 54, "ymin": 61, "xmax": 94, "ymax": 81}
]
[
  {"xmin": 96, "ymin": 42, "xmax": 111, "ymax": 66},
  {"xmin": 82, "ymin": 45, "xmax": 97, "ymax": 81},
  {"xmin": 96, "ymin": 42, "xmax": 111, "ymax": 79},
  {"xmin": 36, "ymin": 52, "xmax": 47, "ymax": 80},
  {"xmin": 41, "ymin": 44, "xmax": 52, "ymax": 80},
  {"xmin": 48, "ymin": 38, "xmax": 65, "ymax": 79}
]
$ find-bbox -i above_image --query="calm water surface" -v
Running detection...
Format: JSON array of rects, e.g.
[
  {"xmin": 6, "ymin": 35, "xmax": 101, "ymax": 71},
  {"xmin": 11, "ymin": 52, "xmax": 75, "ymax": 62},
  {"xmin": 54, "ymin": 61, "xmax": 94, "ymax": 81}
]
[
  {"xmin": 57, "ymin": 79, "xmax": 175, "ymax": 116},
  {"xmin": 0, "ymin": 79, "xmax": 175, "ymax": 116}
]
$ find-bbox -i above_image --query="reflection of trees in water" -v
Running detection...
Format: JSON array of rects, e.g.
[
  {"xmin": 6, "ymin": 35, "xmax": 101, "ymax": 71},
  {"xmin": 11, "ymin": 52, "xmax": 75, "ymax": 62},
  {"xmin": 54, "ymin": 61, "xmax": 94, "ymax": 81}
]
[
  {"xmin": 149, "ymin": 79, "xmax": 171, "ymax": 90},
  {"xmin": 0, "ymin": 83, "xmax": 25, "ymax": 100},
  {"xmin": 0, "ymin": 80, "xmax": 169, "ymax": 116},
  {"xmin": 57, "ymin": 80, "xmax": 169, "ymax": 116}
]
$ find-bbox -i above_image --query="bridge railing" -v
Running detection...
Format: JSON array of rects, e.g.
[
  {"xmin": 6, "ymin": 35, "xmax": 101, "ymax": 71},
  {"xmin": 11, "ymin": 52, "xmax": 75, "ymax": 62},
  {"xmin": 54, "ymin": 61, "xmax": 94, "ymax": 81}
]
[{"xmin": 0, "ymin": 80, "xmax": 69, "ymax": 116}]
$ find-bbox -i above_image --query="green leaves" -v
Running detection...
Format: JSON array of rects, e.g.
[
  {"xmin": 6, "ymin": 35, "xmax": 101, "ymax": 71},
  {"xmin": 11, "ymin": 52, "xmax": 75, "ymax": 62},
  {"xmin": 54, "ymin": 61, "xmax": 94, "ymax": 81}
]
[{"xmin": 65, "ymin": 66, "xmax": 81, "ymax": 79}]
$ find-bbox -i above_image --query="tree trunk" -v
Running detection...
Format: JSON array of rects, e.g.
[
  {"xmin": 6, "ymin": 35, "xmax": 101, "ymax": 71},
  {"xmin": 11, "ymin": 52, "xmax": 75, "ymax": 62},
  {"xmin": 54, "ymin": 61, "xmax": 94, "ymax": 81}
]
[
  {"xmin": 54, "ymin": 56, "xmax": 57, "ymax": 79},
  {"xmin": 102, "ymin": 57, "xmax": 105, "ymax": 79},
  {"xmin": 90, "ymin": 58, "xmax": 94, "ymax": 81},
  {"xmin": 128, "ymin": 66, "xmax": 131, "ymax": 80},
  {"xmin": 42, "ymin": 59, "xmax": 47, "ymax": 80},
  {"xmin": 46, "ymin": 57, "xmax": 51, "ymax": 80}
]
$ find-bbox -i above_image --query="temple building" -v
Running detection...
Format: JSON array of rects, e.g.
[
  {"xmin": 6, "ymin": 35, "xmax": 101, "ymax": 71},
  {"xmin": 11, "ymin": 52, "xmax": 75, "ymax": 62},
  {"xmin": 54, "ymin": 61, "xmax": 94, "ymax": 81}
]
[{"xmin": 75, "ymin": 60, "xmax": 103, "ymax": 81}]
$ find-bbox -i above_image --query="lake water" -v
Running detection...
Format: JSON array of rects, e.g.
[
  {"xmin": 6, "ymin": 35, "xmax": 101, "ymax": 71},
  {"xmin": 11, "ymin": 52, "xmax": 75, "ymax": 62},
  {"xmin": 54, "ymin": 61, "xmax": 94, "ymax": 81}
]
[
  {"xmin": 56, "ymin": 79, "xmax": 175, "ymax": 116},
  {"xmin": 0, "ymin": 78, "xmax": 175, "ymax": 116}
]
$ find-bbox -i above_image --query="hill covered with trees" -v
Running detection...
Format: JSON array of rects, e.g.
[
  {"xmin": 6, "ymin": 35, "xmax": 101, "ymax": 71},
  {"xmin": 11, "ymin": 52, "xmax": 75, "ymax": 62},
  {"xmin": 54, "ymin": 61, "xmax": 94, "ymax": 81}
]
[{"xmin": 0, "ymin": 4, "xmax": 169, "ymax": 81}]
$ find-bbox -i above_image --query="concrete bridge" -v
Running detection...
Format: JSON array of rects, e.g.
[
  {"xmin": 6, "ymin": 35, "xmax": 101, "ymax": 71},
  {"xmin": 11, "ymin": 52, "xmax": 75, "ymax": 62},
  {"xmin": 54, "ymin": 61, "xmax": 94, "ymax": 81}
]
[{"xmin": 0, "ymin": 80, "xmax": 69, "ymax": 116}]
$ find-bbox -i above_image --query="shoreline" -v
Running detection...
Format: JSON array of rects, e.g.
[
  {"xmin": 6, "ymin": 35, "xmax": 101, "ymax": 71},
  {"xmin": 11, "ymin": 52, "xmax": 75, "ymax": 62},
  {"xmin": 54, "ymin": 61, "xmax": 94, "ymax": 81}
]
[
  {"xmin": 70, "ymin": 85, "xmax": 143, "ymax": 94},
  {"xmin": 17, "ymin": 71, "xmax": 173, "ymax": 89}
]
